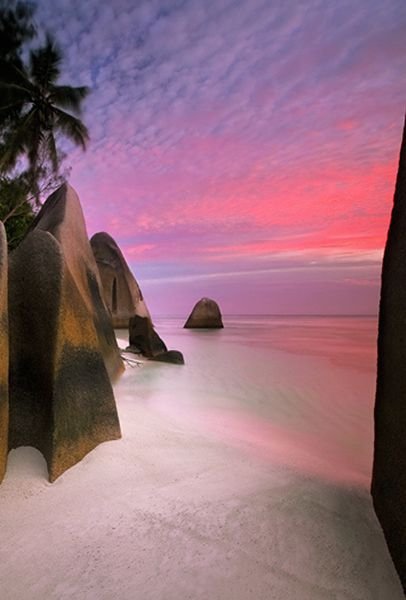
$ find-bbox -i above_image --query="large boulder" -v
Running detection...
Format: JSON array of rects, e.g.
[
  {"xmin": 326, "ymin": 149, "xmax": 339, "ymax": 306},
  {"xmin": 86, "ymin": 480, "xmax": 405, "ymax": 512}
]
[
  {"xmin": 28, "ymin": 186, "xmax": 123, "ymax": 381},
  {"xmin": 184, "ymin": 298, "xmax": 224, "ymax": 329},
  {"xmin": 91, "ymin": 232, "xmax": 151, "ymax": 328},
  {"xmin": 127, "ymin": 314, "xmax": 167, "ymax": 357},
  {"xmin": 8, "ymin": 184, "xmax": 123, "ymax": 482},
  {"xmin": 371, "ymin": 116, "xmax": 406, "ymax": 592},
  {"xmin": 0, "ymin": 222, "xmax": 8, "ymax": 484}
]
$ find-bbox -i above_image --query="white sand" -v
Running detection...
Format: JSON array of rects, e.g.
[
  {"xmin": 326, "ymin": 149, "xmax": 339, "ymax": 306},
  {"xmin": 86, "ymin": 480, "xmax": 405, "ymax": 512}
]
[{"xmin": 0, "ymin": 320, "xmax": 403, "ymax": 599}]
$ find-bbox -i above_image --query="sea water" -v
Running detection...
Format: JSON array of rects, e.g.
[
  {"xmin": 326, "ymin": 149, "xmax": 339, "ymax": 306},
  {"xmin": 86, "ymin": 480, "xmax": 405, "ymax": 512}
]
[
  {"xmin": 110, "ymin": 314, "xmax": 404, "ymax": 598},
  {"xmin": 1, "ymin": 316, "xmax": 402, "ymax": 600},
  {"xmin": 117, "ymin": 315, "xmax": 377, "ymax": 488},
  {"xmin": 155, "ymin": 314, "xmax": 377, "ymax": 371}
]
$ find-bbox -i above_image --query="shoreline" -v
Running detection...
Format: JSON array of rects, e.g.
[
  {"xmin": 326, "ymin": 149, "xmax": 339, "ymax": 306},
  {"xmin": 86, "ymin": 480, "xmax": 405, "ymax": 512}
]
[{"xmin": 0, "ymin": 321, "xmax": 402, "ymax": 599}]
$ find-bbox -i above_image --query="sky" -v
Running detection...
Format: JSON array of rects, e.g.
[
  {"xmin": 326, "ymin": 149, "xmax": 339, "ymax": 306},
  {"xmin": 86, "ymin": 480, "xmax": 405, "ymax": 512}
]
[{"xmin": 35, "ymin": 0, "xmax": 406, "ymax": 316}]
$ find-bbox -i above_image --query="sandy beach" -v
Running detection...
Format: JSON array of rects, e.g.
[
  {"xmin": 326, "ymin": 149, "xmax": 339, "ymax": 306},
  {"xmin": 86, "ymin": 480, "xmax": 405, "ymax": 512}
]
[{"xmin": 0, "ymin": 317, "xmax": 403, "ymax": 599}]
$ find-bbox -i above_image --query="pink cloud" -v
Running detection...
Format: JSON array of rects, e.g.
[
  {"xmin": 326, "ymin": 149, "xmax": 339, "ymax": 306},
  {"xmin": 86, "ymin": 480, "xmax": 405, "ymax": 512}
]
[{"xmin": 34, "ymin": 0, "xmax": 406, "ymax": 314}]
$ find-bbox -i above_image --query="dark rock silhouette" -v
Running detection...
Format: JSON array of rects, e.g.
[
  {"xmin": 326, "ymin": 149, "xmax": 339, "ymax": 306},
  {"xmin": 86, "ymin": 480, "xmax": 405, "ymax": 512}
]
[
  {"xmin": 91, "ymin": 231, "xmax": 151, "ymax": 328},
  {"xmin": 0, "ymin": 222, "xmax": 8, "ymax": 484},
  {"xmin": 151, "ymin": 350, "xmax": 185, "ymax": 365},
  {"xmin": 184, "ymin": 297, "xmax": 224, "ymax": 329},
  {"xmin": 371, "ymin": 115, "xmax": 406, "ymax": 593},
  {"xmin": 8, "ymin": 184, "xmax": 122, "ymax": 482},
  {"xmin": 127, "ymin": 314, "xmax": 167, "ymax": 357}
]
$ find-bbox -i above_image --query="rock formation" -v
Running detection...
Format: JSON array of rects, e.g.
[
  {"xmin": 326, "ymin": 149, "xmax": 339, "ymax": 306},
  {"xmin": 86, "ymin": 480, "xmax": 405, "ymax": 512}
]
[
  {"xmin": 8, "ymin": 184, "xmax": 123, "ymax": 482},
  {"xmin": 184, "ymin": 298, "xmax": 224, "ymax": 329},
  {"xmin": 151, "ymin": 350, "xmax": 185, "ymax": 365},
  {"xmin": 91, "ymin": 232, "xmax": 184, "ymax": 364},
  {"xmin": 0, "ymin": 223, "xmax": 8, "ymax": 484},
  {"xmin": 127, "ymin": 314, "xmax": 167, "ymax": 357},
  {"xmin": 29, "ymin": 188, "xmax": 123, "ymax": 381},
  {"xmin": 371, "ymin": 115, "xmax": 406, "ymax": 593},
  {"xmin": 91, "ymin": 232, "xmax": 151, "ymax": 328},
  {"xmin": 126, "ymin": 315, "xmax": 184, "ymax": 364}
]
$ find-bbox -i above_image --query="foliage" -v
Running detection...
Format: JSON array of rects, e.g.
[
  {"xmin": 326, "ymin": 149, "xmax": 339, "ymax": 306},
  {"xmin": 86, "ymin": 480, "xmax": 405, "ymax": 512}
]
[
  {"xmin": 0, "ymin": 1, "xmax": 90, "ymax": 248},
  {"xmin": 0, "ymin": 34, "xmax": 89, "ymax": 197},
  {"xmin": 0, "ymin": 0, "xmax": 36, "ymax": 129},
  {"xmin": 0, "ymin": 174, "xmax": 34, "ymax": 250},
  {"xmin": 0, "ymin": 0, "xmax": 36, "ymax": 69}
]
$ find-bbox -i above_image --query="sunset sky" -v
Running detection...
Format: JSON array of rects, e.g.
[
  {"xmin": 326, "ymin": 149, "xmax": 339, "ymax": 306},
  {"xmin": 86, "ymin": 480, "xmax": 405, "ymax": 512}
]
[{"xmin": 36, "ymin": 0, "xmax": 406, "ymax": 316}]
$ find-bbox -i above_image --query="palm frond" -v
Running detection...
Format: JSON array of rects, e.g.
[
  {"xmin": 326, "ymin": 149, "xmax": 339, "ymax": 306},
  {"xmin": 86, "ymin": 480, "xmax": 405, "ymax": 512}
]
[
  {"xmin": 29, "ymin": 34, "xmax": 62, "ymax": 87},
  {"xmin": 53, "ymin": 107, "xmax": 89, "ymax": 149},
  {"xmin": 0, "ymin": 58, "xmax": 35, "ymax": 91},
  {"xmin": 1, "ymin": 28, "xmax": 90, "ymax": 189},
  {"xmin": 48, "ymin": 84, "xmax": 89, "ymax": 114},
  {"xmin": 0, "ymin": 82, "xmax": 32, "ymax": 110},
  {"xmin": 0, "ymin": 107, "xmax": 38, "ymax": 172}
]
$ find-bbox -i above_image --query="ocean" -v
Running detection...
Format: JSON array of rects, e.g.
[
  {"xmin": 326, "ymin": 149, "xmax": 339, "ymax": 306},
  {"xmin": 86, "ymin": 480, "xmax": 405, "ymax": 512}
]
[
  {"xmin": 109, "ymin": 314, "xmax": 403, "ymax": 598},
  {"xmin": 1, "ymin": 315, "xmax": 402, "ymax": 599},
  {"xmin": 117, "ymin": 314, "xmax": 378, "ymax": 488}
]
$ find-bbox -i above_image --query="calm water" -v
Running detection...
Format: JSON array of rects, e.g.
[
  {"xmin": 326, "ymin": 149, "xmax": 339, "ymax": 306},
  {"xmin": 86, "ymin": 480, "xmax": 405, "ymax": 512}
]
[
  {"xmin": 117, "ymin": 314, "xmax": 378, "ymax": 488},
  {"xmin": 154, "ymin": 314, "xmax": 378, "ymax": 372},
  {"xmin": 2, "ymin": 315, "xmax": 400, "ymax": 600},
  {"xmin": 114, "ymin": 314, "xmax": 404, "ymax": 600}
]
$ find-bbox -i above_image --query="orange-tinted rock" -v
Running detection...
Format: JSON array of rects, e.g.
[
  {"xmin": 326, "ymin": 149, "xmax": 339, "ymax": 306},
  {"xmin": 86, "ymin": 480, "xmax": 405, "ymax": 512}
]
[
  {"xmin": 8, "ymin": 184, "xmax": 122, "ymax": 482},
  {"xmin": 371, "ymin": 116, "xmax": 406, "ymax": 592},
  {"xmin": 184, "ymin": 298, "xmax": 224, "ymax": 329},
  {"xmin": 29, "ymin": 186, "xmax": 123, "ymax": 381},
  {"xmin": 0, "ymin": 222, "xmax": 8, "ymax": 484},
  {"xmin": 91, "ymin": 232, "xmax": 150, "ymax": 328}
]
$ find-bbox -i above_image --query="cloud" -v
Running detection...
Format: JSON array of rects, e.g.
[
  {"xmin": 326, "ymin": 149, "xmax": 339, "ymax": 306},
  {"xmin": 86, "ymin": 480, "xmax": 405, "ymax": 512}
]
[{"xmin": 34, "ymin": 0, "xmax": 406, "ymax": 313}]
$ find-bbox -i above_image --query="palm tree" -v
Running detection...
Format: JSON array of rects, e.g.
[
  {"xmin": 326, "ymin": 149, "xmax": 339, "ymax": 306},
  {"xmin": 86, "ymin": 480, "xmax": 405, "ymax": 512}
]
[{"xmin": 0, "ymin": 34, "xmax": 89, "ymax": 201}]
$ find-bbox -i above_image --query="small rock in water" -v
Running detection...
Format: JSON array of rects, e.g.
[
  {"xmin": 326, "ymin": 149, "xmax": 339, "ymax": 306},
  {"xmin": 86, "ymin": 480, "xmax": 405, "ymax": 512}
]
[
  {"xmin": 184, "ymin": 297, "xmax": 224, "ymax": 329},
  {"xmin": 150, "ymin": 350, "xmax": 185, "ymax": 365},
  {"xmin": 128, "ymin": 314, "xmax": 167, "ymax": 357}
]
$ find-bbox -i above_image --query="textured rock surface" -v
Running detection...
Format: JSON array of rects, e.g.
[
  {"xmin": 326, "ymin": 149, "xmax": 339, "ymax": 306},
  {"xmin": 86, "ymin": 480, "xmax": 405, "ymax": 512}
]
[
  {"xmin": 8, "ymin": 184, "xmax": 122, "ymax": 482},
  {"xmin": 0, "ymin": 222, "xmax": 8, "ymax": 484},
  {"xmin": 371, "ymin": 116, "xmax": 406, "ymax": 593},
  {"xmin": 91, "ymin": 232, "xmax": 151, "ymax": 328},
  {"xmin": 29, "ymin": 187, "xmax": 123, "ymax": 381},
  {"xmin": 150, "ymin": 350, "xmax": 185, "ymax": 364},
  {"xmin": 184, "ymin": 297, "xmax": 224, "ymax": 329},
  {"xmin": 128, "ymin": 314, "xmax": 167, "ymax": 358}
]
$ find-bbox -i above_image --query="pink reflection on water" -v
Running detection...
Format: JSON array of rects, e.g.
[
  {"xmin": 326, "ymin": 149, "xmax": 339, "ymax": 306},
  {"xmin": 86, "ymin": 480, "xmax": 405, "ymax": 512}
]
[{"xmin": 198, "ymin": 408, "xmax": 371, "ymax": 488}]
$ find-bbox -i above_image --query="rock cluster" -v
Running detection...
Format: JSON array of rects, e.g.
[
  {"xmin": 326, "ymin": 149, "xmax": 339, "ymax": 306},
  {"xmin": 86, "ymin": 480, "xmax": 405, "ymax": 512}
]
[
  {"xmin": 1, "ymin": 184, "xmax": 123, "ymax": 484},
  {"xmin": 184, "ymin": 298, "xmax": 224, "ymax": 329}
]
